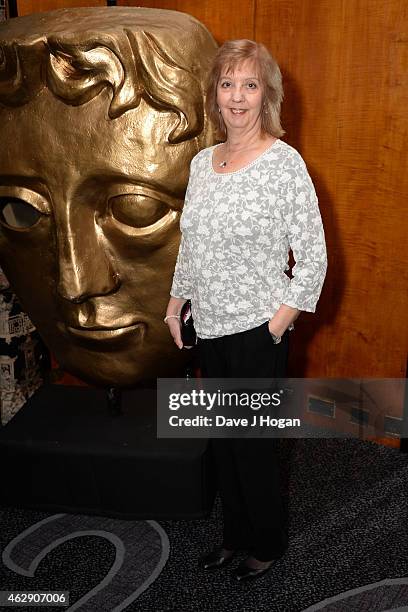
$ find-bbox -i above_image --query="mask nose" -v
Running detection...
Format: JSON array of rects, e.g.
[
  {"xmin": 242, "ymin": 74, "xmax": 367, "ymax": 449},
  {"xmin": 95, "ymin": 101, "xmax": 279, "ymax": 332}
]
[{"xmin": 56, "ymin": 206, "xmax": 120, "ymax": 303}]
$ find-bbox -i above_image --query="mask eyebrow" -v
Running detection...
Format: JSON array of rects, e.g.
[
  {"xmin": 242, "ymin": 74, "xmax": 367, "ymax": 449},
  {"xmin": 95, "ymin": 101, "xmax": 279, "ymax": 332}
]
[
  {"xmin": 0, "ymin": 185, "xmax": 51, "ymax": 215},
  {"xmin": 0, "ymin": 177, "xmax": 51, "ymax": 209},
  {"xmin": 78, "ymin": 174, "xmax": 185, "ymax": 206}
]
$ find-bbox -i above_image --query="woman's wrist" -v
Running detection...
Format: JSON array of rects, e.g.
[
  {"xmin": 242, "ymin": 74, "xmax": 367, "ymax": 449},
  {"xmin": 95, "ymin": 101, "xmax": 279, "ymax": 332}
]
[
  {"xmin": 165, "ymin": 297, "xmax": 187, "ymax": 324},
  {"xmin": 268, "ymin": 305, "xmax": 300, "ymax": 336},
  {"xmin": 164, "ymin": 314, "xmax": 180, "ymax": 325},
  {"xmin": 267, "ymin": 320, "xmax": 285, "ymax": 337}
]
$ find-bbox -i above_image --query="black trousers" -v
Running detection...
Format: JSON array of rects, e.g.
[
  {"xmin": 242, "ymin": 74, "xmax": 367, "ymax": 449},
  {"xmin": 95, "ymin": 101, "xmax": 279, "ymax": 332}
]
[{"xmin": 198, "ymin": 321, "xmax": 289, "ymax": 561}]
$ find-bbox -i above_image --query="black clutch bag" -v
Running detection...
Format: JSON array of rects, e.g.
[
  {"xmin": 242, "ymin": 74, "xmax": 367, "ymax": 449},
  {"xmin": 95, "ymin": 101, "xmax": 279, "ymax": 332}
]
[{"xmin": 180, "ymin": 300, "xmax": 196, "ymax": 348}]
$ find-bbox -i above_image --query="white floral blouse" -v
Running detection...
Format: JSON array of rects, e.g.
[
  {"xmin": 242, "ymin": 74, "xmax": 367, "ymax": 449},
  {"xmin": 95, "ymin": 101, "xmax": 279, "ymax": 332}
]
[{"xmin": 171, "ymin": 139, "xmax": 327, "ymax": 339}]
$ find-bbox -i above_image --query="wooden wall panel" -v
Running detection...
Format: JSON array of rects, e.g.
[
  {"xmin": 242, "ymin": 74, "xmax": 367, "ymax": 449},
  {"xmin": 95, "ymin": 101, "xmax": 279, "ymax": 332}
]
[
  {"xmin": 117, "ymin": 0, "xmax": 254, "ymax": 43},
  {"xmin": 255, "ymin": 0, "xmax": 408, "ymax": 379},
  {"xmin": 16, "ymin": 0, "xmax": 106, "ymax": 16}
]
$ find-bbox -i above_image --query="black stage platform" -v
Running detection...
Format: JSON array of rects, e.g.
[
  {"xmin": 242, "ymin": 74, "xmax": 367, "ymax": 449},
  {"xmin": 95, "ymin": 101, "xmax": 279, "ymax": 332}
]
[{"xmin": 0, "ymin": 385, "xmax": 216, "ymax": 518}]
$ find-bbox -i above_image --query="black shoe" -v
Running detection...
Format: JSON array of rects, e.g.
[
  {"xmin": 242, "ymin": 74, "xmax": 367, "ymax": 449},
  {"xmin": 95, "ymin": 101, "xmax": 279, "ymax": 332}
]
[
  {"xmin": 199, "ymin": 547, "xmax": 235, "ymax": 570},
  {"xmin": 233, "ymin": 559, "xmax": 274, "ymax": 582}
]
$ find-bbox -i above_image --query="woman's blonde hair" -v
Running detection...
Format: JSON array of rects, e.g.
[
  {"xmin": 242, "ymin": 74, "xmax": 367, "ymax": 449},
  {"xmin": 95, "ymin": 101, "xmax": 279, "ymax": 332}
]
[{"xmin": 205, "ymin": 39, "xmax": 284, "ymax": 139}]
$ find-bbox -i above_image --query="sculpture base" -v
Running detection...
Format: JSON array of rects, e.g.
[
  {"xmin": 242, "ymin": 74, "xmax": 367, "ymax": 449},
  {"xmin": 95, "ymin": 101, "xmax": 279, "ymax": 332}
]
[{"xmin": 0, "ymin": 385, "xmax": 215, "ymax": 519}]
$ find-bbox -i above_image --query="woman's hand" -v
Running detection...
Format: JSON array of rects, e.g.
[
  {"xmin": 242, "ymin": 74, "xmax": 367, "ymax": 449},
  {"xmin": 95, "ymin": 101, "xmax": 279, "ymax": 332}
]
[
  {"xmin": 165, "ymin": 296, "xmax": 187, "ymax": 349},
  {"xmin": 167, "ymin": 316, "xmax": 183, "ymax": 349}
]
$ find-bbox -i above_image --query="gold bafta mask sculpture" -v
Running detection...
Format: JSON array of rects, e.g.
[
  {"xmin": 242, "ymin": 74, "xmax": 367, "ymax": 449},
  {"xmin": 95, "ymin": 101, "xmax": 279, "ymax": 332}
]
[{"xmin": 0, "ymin": 7, "xmax": 217, "ymax": 386}]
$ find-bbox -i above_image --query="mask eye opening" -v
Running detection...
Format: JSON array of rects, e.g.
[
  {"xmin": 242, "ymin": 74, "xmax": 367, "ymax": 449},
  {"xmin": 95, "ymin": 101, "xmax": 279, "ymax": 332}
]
[
  {"xmin": 0, "ymin": 197, "xmax": 43, "ymax": 229},
  {"xmin": 109, "ymin": 193, "xmax": 169, "ymax": 229}
]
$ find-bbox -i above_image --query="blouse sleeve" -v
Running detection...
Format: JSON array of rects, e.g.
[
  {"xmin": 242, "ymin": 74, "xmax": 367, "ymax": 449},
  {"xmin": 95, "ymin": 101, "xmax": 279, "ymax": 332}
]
[
  {"xmin": 279, "ymin": 157, "xmax": 327, "ymax": 312},
  {"xmin": 170, "ymin": 165, "xmax": 195, "ymax": 300},
  {"xmin": 170, "ymin": 232, "xmax": 193, "ymax": 299}
]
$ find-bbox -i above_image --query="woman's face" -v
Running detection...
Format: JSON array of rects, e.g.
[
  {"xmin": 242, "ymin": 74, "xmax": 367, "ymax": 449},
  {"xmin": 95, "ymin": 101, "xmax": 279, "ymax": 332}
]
[{"xmin": 216, "ymin": 60, "xmax": 264, "ymax": 134}]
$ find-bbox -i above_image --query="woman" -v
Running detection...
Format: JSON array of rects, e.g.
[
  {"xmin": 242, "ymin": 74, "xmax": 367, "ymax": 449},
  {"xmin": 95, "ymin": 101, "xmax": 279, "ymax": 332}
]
[{"xmin": 165, "ymin": 40, "xmax": 327, "ymax": 581}]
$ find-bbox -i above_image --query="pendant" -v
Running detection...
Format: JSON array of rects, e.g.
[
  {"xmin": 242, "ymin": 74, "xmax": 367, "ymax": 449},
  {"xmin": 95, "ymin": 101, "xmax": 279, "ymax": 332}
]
[{"xmin": 219, "ymin": 161, "xmax": 227, "ymax": 168}]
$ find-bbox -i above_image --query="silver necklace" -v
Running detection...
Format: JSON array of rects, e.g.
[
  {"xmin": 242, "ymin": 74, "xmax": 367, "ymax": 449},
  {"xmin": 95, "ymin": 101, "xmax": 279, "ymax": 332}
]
[{"xmin": 218, "ymin": 144, "xmax": 255, "ymax": 168}]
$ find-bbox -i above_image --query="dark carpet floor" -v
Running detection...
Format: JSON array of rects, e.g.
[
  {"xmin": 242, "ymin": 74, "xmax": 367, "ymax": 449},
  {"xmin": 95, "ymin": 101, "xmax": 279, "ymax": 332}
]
[{"xmin": 1, "ymin": 438, "xmax": 408, "ymax": 612}]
